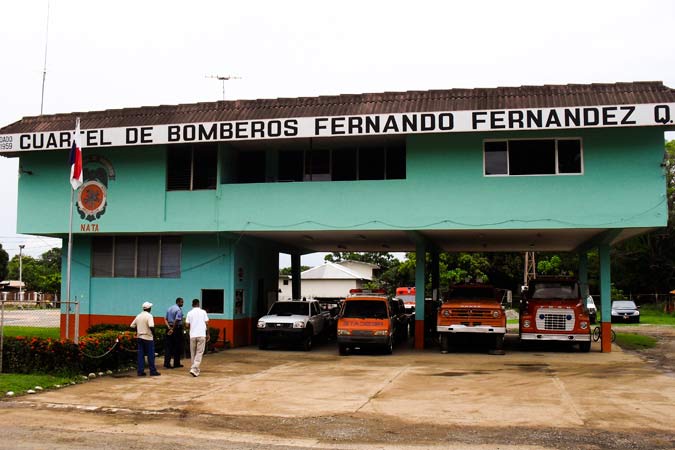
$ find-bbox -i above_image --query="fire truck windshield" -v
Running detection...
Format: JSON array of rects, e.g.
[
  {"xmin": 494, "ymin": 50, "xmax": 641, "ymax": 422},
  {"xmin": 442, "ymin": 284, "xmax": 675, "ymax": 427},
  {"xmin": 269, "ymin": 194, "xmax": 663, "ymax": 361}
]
[{"xmin": 530, "ymin": 282, "xmax": 579, "ymax": 300}]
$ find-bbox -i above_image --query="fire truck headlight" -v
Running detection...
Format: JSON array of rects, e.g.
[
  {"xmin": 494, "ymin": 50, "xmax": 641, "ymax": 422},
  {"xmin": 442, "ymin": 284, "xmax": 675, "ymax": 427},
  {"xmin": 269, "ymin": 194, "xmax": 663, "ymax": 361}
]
[
  {"xmin": 523, "ymin": 320, "xmax": 531, "ymax": 328},
  {"xmin": 337, "ymin": 329, "xmax": 351, "ymax": 336},
  {"xmin": 492, "ymin": 310, "xmax": 500, "ymax": 318},
  {"xmin": 374, "ymin": 330, "xmax": 388, "ymax": 336},
  {"xmin": 580, "ymin": 321, "xmax": 588, "ymax": 329},
  {"xmin": 442, "ymin": 310, "xmax": 451, "ymax": 317}
]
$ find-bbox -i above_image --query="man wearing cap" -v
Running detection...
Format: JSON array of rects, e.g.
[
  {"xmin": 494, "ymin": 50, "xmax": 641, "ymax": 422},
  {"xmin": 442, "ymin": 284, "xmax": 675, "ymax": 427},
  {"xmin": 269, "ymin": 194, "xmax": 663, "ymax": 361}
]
[{"xmin": 130, "ymin": 302, "xmax": 161, "ymax": 377}]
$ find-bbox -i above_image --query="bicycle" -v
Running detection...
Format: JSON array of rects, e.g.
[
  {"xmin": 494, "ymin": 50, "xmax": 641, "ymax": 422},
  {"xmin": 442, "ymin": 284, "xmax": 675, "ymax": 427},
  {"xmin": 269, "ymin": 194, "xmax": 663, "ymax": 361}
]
[{"xmin": 592, "ymin": 326, "xmax": 616, "ymax": 343}]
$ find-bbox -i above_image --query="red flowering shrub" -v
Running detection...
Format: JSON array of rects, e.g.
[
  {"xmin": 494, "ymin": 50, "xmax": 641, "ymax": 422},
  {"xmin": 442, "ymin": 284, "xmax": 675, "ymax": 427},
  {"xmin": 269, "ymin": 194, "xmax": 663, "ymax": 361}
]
[{"xmin": 1, "ymin": 331, "xmax": 137, "ymax": 375}]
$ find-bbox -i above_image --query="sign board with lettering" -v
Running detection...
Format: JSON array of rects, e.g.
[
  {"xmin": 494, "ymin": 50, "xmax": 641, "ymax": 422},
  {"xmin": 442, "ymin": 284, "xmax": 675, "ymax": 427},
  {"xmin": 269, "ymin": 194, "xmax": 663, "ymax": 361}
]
[{"xmin": 1, "ymin": 103, "xmax": 673, "ymax": 153}]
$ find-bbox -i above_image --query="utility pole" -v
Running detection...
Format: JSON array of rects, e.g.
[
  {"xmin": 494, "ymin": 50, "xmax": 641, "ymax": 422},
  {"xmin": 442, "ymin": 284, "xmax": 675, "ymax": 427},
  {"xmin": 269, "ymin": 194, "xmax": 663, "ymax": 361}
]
[
  {"xmin": 524, "ymin": 251, "xmax": 536, "ymax": 286},
  {"xmin": 206, "ymin": 75, "xmax": 242, "ymax": 100}
]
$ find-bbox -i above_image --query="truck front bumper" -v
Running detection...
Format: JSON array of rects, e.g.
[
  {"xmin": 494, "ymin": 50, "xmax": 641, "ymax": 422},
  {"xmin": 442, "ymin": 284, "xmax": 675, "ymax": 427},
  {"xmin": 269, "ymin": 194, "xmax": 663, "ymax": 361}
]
[
  {"xmin": 437, "ymin": 325, "xmax": 506, "ymax": 334},
  {"xmin": 337, "ymin": 335, "xmax": 389, "ymax": 346},
  {"xmin": 520, "ymin": 332, "xmax": 591, "ymax": 342},
  {"xmin": 258, "ymin": 328, "xmax": 306, "ymax": 341}
]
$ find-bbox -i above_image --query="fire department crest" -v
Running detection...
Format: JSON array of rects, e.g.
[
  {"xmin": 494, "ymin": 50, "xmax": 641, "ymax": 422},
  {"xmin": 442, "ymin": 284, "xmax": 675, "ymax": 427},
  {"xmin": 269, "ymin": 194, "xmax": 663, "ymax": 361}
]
[{"xmin": 76, "ymin": 156, "xmax": 115, "ymax": 222}]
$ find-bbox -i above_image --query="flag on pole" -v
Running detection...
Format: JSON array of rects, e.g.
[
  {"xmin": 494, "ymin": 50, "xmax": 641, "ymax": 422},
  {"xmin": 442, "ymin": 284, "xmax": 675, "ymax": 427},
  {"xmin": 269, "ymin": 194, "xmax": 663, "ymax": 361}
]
[{"xmin": 69, "ymin": 118, "xmax": 83, "ymax": 190}]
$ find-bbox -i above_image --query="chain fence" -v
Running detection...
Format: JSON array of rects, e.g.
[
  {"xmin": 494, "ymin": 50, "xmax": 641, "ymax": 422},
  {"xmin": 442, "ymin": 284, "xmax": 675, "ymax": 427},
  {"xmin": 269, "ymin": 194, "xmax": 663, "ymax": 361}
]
[{"xmin": 0, "ymin": 299, "xmax": 80, "ymax": 373}]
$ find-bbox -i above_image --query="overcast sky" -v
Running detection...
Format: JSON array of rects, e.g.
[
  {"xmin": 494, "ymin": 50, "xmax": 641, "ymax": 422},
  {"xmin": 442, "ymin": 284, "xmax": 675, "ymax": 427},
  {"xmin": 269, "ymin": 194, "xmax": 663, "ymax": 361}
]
[{"xmin": 1, "ymin": 0, "xmax": 674, "ymax": 266}]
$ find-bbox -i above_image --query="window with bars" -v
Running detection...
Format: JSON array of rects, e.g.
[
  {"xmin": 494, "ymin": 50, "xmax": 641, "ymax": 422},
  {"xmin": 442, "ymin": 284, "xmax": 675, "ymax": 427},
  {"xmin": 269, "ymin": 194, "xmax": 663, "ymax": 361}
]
[{"xmin": 91, "ymin": 236, "xmax": 181, "ymax": 278}]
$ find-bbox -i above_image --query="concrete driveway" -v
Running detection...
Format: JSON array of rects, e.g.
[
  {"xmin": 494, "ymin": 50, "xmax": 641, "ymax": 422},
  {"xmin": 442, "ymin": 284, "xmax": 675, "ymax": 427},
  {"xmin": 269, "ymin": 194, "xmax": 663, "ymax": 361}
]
[{"xmin": 10, "ymin": 337, "xmax": 675, "ymax": 433}]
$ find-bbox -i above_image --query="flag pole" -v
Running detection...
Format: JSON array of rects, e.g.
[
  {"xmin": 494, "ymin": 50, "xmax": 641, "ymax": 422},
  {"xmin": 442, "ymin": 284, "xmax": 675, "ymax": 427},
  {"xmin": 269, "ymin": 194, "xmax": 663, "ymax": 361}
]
[
  {"xmin": 65, "ymin": 117, "xmax": 81, "ymax": 341},
  {"xmin": 65, "ymin": 187, "xmax": 74, "ymax": 340}
]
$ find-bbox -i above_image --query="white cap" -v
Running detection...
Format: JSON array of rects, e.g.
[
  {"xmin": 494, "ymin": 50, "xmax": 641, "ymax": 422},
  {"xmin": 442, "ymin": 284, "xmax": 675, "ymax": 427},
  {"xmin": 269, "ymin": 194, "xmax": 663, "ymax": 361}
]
[{"xmin": 142, "ymin": 301, "xmax": 153, "ymax": 310}]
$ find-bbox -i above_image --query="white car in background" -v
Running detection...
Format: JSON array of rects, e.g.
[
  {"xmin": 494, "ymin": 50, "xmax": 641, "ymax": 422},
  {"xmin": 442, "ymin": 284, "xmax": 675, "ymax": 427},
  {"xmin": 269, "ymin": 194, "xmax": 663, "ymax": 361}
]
[{"xmin": 586, "ymin": 296, "xmax": 598, "ymax": 324}]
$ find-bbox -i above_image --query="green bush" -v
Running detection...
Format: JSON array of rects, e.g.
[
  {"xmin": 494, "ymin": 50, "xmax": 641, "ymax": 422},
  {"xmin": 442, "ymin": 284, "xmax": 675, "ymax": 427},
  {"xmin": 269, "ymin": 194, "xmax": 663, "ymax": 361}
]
[{"xmin": 1, "ymin": 331, "xmax": 138, "ymax": 375}]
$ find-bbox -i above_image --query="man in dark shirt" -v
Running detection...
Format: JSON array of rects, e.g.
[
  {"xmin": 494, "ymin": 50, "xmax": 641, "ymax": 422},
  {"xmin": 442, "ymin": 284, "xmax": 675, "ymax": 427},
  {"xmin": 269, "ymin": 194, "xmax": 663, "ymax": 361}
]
[{"xmin": 164, "ymin": 297, "xmax": 184, "ymax": 369}]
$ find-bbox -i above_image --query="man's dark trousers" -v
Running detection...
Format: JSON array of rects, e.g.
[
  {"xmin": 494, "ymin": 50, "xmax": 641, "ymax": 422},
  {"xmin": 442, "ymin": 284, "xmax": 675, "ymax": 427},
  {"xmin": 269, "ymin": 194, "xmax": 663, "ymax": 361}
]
[{"xmin": 164, "ymin": 326, "xmax": 183, "ymax": 368}]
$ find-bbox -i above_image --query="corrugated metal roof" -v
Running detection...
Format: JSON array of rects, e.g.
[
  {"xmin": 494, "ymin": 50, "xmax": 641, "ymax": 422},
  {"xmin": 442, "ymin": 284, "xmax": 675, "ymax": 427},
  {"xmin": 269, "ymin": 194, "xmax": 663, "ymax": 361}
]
[{"xmin": 2, "ymin": 81, "xmax": 674, "ymax": 134}]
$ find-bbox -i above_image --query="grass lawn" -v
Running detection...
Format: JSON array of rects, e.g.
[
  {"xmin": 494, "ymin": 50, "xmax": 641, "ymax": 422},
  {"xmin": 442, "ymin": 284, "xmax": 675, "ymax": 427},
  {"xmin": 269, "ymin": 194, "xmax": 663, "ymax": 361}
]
[
  {"xmin": 1, "ymin": 326, "xmax": 60, "ymax": 339},
  {"xmin": 0, "ymin": 373, "xmax": 74, "ymax": 395},
  {"xmin": 615, "ymin": 333, "xmax": 658, "ymax": 350}
]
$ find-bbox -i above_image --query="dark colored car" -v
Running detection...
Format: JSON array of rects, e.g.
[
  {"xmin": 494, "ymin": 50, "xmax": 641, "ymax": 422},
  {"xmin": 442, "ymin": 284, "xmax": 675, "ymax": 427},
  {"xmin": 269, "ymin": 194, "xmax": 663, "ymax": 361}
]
[{"xmin": 611, "ymin": 300, "xmax": 640, "ymax": 323}]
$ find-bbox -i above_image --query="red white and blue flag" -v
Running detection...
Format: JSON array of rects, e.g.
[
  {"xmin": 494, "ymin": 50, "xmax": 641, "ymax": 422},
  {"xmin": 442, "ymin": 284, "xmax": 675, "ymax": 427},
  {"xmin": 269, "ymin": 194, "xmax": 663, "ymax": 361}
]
[{"xmin": 69, "ymin": 119, "xmax": 83, "ymax": 190}]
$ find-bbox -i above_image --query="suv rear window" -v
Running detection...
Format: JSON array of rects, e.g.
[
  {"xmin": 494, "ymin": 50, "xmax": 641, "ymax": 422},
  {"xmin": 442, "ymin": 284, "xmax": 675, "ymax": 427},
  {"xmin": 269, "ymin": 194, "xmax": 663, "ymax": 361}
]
[{"xmin": 342, "ymin": 300, "xmax": 388, "ymax": 319}]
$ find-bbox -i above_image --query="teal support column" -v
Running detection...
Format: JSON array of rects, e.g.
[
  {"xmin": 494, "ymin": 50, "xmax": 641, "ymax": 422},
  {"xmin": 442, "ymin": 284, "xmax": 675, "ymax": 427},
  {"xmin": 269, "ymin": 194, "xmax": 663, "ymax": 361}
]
[
  {"xmin": 291, "ymin": 253, "xmax": 301, "ymax": 300},
  {"xmin": 599, "ymin": 243, "xmax": 612, "ymax": 352},
  {"xmin": 578, "ymin": 252, "xmax": 589, "ymax": 298},
  {"xmin": 415, "ymin": 242, "xmax": 427, "ymax": 350}
]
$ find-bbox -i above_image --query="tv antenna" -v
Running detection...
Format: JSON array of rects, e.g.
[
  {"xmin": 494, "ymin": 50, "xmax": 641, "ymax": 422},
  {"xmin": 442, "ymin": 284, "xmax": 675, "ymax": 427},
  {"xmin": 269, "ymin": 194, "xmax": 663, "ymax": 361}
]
[
  {"xmin": 206, "ymin": 74, "xmax": 242, "ymax": 100},
  {"xmin": 40, "ymin": 0, "xmax": 51, "ymax": 115}
]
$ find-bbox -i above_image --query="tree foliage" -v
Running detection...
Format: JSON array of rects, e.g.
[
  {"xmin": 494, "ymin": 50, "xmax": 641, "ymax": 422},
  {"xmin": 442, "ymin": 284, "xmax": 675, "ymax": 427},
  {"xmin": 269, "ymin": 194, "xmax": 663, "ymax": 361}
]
[
  {"xmin": 7, "ymin": 247, "xmax": 62, "ymax": 293},
  {"xmin": 0, "ymin": 243, "xmax": 8, "ymax": 281}
]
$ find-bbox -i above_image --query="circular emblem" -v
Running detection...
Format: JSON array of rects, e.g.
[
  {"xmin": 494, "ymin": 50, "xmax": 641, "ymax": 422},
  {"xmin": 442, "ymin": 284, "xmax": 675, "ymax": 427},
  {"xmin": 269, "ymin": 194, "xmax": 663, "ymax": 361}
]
[{"xmin": 77, "ymin": 180, "xmax": 107, "ymax": 221}]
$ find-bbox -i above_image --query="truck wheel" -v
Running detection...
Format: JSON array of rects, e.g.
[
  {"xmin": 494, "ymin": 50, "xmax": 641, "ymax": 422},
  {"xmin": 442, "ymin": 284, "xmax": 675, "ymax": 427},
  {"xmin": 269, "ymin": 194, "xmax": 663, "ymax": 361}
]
[
  {"xmin": 488, "ymin": 335, "xmax": 506, "ymax": 355},
  {"xmin": 302, "ymin": 333, "xmax": 313, "ymax": 351},
  {"xmin": 384, "ymin": 337, "xmax": 393, "ymax": 355},
  {"xmin": 338, "ymin": 344, "xmax": 348, "ymax": 356},
  {"xmin": 579, "ymin": 341, "xmax": 591, "ymax": 352},
  {"xmin": 440, "ymin": 334, "xmax": 450, "ymax": 354}
]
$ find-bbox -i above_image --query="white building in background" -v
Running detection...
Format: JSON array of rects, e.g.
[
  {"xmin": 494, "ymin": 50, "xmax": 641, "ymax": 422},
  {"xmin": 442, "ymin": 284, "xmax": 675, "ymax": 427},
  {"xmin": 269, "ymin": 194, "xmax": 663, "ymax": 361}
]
[{"xmin": 278, "ymin": 261, "xmax": 379, "ymax": 301}]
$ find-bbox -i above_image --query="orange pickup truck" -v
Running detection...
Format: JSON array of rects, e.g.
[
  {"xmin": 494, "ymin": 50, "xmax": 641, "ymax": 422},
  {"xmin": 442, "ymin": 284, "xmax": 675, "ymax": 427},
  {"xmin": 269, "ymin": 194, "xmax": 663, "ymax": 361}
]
[{"xmin": 437, "ymin": 284, "xmax": 506, "ymax": 353}]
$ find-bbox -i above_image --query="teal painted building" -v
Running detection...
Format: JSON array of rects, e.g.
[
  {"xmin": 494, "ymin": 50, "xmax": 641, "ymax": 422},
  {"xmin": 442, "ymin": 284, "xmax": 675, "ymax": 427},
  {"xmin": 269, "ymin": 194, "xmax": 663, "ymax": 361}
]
[{"xmin": 1, "ymin": 82, "xmax": 673, "ymax": 349}]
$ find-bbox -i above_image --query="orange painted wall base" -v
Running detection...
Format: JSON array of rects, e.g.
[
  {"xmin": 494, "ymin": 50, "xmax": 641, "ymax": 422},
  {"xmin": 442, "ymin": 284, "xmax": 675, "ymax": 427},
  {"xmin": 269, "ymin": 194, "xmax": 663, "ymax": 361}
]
[
  {"xmin": 415, "ymin": 320, "xmax": 425, "ymax": 350},
  {"xmin": 60, "ymin": 314, "xmax": 255, "ymax": 347},
  {"xmin": 601, "ymin": 322, "xmax": 612, "ymax": 352}
]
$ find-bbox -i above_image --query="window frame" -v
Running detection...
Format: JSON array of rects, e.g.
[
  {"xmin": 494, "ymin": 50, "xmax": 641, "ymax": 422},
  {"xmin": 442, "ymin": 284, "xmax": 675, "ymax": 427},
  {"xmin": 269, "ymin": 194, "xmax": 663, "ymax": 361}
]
[
  {"xmin": 167, "ymin": 144, "xmax": 218, "ymax": 191},
  {"xmin": 91, "ymin": 235, "xmax": 182, "ymax": 279},
  {"xmin": 483, "ymin": 137, "xmax": 584, "ymax": 177}
]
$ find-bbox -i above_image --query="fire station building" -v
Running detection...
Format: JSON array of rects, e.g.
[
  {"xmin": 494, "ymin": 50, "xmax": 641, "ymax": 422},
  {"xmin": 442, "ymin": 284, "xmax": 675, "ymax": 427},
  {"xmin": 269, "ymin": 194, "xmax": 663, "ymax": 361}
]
[{"xmin": 1, "ymin": 81, "xmax": 673, "ymax": 350}]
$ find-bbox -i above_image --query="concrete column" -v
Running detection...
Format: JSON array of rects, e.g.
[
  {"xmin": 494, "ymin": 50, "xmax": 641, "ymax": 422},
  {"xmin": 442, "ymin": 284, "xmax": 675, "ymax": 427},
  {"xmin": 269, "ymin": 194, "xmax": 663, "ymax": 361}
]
[
  {"xmin": 578, "ymin": 252, "xmax": 589, "ymax": 298},
  {"xmin": 599, "ymin": 243, "xmax": 612, "ymax": 353},
  {"xmin": 415, "ymin": 242, "xmax": 426, "ymax": 350},
  {"xmin": 291, "ymin": 253, "xmax": 301, "ymax": 300}
]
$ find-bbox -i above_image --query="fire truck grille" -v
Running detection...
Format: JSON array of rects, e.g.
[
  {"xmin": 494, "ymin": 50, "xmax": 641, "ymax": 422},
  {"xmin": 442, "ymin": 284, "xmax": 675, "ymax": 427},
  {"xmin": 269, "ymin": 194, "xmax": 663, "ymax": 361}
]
[
  {"xmin": 535, "ymin": 308, "xmax": 575, "ymax": 331},
  {"xmin": 452, "ymin": 309, "xmax": 493, "ymax": 318}
]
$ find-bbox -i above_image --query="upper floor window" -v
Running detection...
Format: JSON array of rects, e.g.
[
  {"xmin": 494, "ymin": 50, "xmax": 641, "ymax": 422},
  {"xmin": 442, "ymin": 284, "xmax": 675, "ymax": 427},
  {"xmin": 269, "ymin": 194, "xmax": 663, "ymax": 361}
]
[
  {"xmin": 167, "ymin": 144, "xmax": 217, "ymax": 190},
  {"xmin": 92, "ymin": 235, "xmax": 181, "ymax": 278},
  {"xmin": 484, "ymin": 138, "xmax": 582, "ymax": 176}
]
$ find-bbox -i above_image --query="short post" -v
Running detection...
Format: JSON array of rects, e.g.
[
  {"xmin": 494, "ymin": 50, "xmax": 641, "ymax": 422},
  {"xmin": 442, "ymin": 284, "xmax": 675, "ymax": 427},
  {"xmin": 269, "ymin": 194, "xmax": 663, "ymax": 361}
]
[
  {"xmin": 74, "ymin": 300, "xmax": 80, "ymax": 344},
  {"xmin": 0, "ymin": 297, "xmax": 5, "ymax": 373}
]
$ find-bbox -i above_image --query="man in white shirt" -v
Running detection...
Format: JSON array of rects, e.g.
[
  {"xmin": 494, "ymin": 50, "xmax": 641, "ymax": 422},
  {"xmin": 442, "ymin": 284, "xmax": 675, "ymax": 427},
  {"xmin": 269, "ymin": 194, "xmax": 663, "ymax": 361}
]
[
  {"xmin": 185, "ymin": 298, "xmax": 209, "ymax": 377},
  {"xmin": 130, "ymin": 301, "xmax": 161, "ymax": 377}
]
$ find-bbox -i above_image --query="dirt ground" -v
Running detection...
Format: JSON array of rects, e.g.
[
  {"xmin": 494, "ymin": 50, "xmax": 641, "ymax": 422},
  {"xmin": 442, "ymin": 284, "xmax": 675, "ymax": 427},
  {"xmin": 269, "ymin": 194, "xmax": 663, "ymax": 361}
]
[{"xmin": 0, "ymin": 326, "xmax": 673, "ymax": 450}]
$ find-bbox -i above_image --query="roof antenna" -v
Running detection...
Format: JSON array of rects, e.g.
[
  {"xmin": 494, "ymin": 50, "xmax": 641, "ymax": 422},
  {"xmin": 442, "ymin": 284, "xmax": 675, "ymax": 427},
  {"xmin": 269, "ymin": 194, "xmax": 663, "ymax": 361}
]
[
  {"xmin": 40, "ymin": 0, "xmax": 51, "ymax": 115},
  {"xmin": 205, "ymin": 74, "xmax": 242, "ymax": 100}
]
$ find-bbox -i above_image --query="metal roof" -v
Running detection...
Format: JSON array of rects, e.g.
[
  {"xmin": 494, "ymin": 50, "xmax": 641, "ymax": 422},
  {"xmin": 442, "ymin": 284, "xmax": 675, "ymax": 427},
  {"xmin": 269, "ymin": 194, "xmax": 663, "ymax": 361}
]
[{"xmin": 2, "ymin": 81, "xmax": 674, "ymax": 134}]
